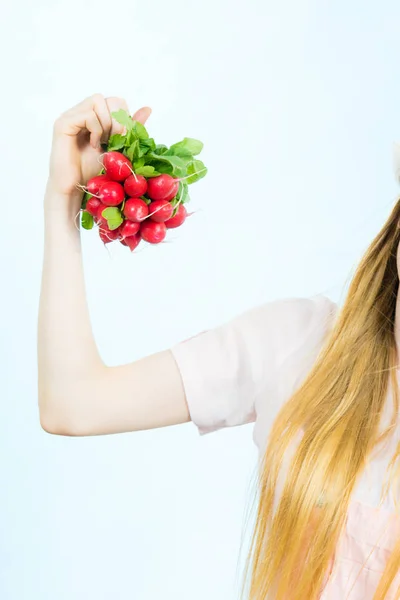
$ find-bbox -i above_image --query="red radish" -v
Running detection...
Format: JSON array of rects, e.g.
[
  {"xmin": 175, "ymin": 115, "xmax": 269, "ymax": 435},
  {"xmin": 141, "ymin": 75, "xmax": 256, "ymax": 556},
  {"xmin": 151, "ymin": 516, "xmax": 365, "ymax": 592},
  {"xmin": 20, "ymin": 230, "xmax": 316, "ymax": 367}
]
[
  {"xmin": 123, "ymin": 233, "xmax": 141, "ymax": 251},
  {"xmin": 99, "ymin": 228, "xmax": 112, "ymax": 244},
  {"xmin": 86, "ymin": 174, "xmax": 111, "ymax": 195},
  {"xmin": 98, "ymin": 181, "xmax": 125, "ymax": 207},
  {"xmin": 95, "ymin": 203, "xmax": 108, "ymax": 225},
  {"xmin": 147, "ymin": 174, "xmax": 179, "ymax": 201},
  {"xmin": 162, "ymin": 186, "xmax": 179, "ymax": 202},
  {"xmin": 103, "ymin": 151, "xmax": 132, "ymax": 182},
  {"xmin": 123, "ymin": 198, "xmax": 149, "ymax": 222},
  {"xmin": 148, "ymin": 200, "xmax": 174, "ymax": 223},
  {"xmin": 120, "ymin": 220, "xmax": 140, "ymax": 238},
  {"xmin": 165, "ymin": 204, "xmax": 187, "ymax": 229},
  {"xmin": 86, "ymin": 197, "xmax": 102, "ymax": 216},
  {"xmin": 96, "ymin": 208, "xmax": 122, "ymax": 236},
  {"xmin": 140, "ymin": 221, "xmax": 167, "ymax": 244},
  {"xmin": 99, "ymin": 222, "xmax": 121, "ymax": 240},
  {"xmin": 99, "ymin": 227, "xmax": 119, "ymax": 243},
  {"xmin": 124, "ymin": 174, "xmax": 148, "ymax": 197}
]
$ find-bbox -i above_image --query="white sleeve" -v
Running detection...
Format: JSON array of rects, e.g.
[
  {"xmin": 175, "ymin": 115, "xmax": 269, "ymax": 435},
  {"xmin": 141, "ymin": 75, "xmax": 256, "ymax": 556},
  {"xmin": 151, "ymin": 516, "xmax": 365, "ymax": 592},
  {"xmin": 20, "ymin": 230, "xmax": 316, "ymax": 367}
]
[{"xmin": 170, "ymin": 294, "xmax": 338, "ymax": 435}]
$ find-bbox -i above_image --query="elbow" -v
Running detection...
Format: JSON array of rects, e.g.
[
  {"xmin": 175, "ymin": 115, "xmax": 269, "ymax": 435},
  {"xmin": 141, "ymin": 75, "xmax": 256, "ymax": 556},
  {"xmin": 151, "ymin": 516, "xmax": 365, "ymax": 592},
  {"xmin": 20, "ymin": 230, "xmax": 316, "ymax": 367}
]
[
  {"xmin": 39, "ymin": 411, "xmax": 73, "ymax": 436},
  {"xmin": 39, "ymin": 409, "xmax": 77, "ymax": 436},
  {"xmin": 38, "ymin": 391, "xmax": 83, "ymax": 436},
  {"xmin": 38, "ymin": 365, "xmax": 106, "ymax": 436}
]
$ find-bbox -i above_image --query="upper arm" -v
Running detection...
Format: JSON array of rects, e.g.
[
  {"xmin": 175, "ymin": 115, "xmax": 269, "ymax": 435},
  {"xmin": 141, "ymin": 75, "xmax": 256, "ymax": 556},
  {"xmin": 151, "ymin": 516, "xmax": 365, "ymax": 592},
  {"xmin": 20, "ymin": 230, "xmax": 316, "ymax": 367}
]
[{"xmin": 42, "ymin": 349, "xmax": 190, "ymax": 436}]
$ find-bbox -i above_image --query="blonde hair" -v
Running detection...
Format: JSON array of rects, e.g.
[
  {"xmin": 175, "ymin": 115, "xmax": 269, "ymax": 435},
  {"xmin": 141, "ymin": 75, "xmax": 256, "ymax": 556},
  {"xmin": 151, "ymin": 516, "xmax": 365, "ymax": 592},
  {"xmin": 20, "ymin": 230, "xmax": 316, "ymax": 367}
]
[{"xmin": 243, "ymin": 198, "xmax": 400, "ymax": 599}]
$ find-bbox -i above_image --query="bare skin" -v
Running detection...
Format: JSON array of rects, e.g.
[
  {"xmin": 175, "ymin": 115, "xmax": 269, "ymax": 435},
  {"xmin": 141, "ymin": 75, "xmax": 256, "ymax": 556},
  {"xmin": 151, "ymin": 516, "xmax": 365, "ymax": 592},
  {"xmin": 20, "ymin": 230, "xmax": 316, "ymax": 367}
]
[{"xmin": 38, "ymin": 94, "xmax": 190, "ymax": 436}]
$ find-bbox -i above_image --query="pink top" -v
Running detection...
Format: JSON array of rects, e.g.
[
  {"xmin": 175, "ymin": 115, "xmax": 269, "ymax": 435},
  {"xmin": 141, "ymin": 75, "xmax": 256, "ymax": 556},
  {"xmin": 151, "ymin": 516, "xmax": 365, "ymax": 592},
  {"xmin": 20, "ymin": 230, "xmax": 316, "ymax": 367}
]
[{"xmin": 171, "ymin": 294, "xmax": 400, "ymax": 598}]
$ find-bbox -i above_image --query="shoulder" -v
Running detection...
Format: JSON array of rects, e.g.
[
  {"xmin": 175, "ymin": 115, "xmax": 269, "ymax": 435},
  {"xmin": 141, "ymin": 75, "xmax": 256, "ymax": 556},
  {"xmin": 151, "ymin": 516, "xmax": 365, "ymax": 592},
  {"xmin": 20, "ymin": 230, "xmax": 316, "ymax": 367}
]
[
  {"xmin": 234, "ymin": 293, "xmax": 337, "ymax": 360},
  {"xmin": 170, "ymin": 294, "xmax": 338, "ymax": 436},
  {"xmin": 173, "ymin": 294, "xmax": 338, "ymax": 371},
  {"xmin": 237, "ymin": 293, "xmax": 337, "ymax": 328}
]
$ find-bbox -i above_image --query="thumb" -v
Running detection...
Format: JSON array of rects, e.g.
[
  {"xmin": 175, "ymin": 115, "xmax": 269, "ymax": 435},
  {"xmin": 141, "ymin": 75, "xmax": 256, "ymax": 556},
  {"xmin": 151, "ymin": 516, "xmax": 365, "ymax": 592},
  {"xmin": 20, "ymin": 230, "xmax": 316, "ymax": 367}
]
[{"xmin": 132, "ymin": 106, "xmax": 152, "ymax": 124}]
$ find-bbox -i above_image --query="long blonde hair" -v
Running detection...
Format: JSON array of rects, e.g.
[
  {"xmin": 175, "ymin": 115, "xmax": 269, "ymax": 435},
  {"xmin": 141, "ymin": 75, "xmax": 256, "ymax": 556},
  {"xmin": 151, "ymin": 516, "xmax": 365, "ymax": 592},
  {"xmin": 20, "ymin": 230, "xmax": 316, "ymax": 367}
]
[{"xmin": 243, "ymin": 198, "xmax": 400, "ymax": 599}]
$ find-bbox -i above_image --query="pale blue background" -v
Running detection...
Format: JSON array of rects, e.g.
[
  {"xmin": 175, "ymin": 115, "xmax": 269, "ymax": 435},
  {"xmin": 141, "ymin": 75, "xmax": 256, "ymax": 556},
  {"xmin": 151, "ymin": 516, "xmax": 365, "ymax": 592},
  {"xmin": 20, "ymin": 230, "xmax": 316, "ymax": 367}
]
[{"xmin": 1, "ymin": 0, "xmax": 400, "ymax": 598}]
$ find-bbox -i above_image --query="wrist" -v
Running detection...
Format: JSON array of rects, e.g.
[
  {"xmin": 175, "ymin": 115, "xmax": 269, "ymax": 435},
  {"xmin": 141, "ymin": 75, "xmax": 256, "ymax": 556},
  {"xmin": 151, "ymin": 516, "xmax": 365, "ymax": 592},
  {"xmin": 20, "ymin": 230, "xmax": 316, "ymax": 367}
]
[{"xmin": 44, "ymin": 180, "xmax": 83, "ymax": 222}]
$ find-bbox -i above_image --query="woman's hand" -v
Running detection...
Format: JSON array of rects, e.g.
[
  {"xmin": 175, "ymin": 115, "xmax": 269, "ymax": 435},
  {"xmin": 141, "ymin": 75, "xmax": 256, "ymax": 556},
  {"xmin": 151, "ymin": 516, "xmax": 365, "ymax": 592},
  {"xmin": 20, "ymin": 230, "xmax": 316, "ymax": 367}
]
[{"xmin": 46, "ymin": 94, "xmax": 151, "ymax": 213}]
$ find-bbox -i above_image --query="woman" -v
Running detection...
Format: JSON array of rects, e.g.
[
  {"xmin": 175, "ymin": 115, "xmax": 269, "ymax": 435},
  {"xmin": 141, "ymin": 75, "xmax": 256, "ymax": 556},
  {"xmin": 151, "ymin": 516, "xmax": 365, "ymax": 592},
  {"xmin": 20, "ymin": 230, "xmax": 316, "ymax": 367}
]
[{"xmin": 38, "ymin": 94, "xmax": 400, "ymax": 599}]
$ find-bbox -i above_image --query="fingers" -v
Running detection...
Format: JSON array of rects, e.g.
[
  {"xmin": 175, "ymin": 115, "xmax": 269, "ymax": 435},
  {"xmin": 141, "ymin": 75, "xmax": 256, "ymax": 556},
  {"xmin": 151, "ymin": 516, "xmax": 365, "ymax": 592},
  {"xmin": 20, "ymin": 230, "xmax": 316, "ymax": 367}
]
[
  {"xmin": 103, "ymin": 98, "xmax": 152, "ymax": 134},
  {"xmin": 54, "ymin": 94, "xmax": 152, "ymax": 147},
  {"xmin": 54, "ymin": 93, "xmax": 111, "ymax": 145},
  {"xmin": 132, "ymin": 106, "xmax": 152, "ymax": 125},
  {"xmin": 55, "ymin": 107, "xmax": 103, "ymax": 149},
  {"xmin": 85, "ymin": 110, "xmax": 103, "ymax": 149},
  {"xmin": 94, "ymin": 97, "xmax": 152, "ymax": 142},
  {"xmin": 91, "ymin": 94, "xmax": 113, "ymax": 144},
  {"xmin": 105, "ymin": 96, "xmax": 130, "ymax": 136}
]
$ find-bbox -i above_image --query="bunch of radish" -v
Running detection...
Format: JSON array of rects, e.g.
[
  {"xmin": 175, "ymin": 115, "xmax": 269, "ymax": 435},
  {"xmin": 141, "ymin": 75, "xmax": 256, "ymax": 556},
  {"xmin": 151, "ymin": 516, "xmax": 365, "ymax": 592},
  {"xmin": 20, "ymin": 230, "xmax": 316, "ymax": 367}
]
[{"xmin": 80, "ymin": 109, "xmax": 207, "ymax": 251}]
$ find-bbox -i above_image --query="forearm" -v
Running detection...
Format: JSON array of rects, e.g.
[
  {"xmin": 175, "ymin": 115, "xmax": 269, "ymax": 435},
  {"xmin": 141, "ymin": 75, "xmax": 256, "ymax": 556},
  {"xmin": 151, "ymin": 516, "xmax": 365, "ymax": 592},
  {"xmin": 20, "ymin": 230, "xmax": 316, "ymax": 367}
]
[{"xmin": 38, "ymin": 186, "xmax": 103, "ymax": 422}]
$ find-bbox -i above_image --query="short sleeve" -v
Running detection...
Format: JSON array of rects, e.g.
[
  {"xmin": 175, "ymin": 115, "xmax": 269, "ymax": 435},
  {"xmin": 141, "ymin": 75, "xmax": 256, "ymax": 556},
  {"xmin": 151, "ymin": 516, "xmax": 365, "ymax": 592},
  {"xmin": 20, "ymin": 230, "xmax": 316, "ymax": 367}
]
[{"xmin": 170, "ymin": 294, "xmax": 338, "ymax": 436}]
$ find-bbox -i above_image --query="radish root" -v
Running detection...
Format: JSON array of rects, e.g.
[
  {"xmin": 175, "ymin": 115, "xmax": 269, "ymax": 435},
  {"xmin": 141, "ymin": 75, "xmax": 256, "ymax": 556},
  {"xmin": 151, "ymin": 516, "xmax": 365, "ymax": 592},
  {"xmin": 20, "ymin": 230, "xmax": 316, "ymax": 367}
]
[
  {"xmin": 128, "ymin": 167, "xmax": 139, "ymax": 182},
  {"xmin": 176, "ymin": 168, "xmax": 207, "ymax": 183},
  {"xmin": 74, "ymin": 209, "xmax": 82, "ymax": 231}
]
